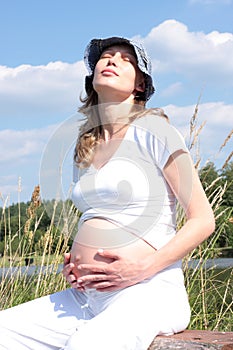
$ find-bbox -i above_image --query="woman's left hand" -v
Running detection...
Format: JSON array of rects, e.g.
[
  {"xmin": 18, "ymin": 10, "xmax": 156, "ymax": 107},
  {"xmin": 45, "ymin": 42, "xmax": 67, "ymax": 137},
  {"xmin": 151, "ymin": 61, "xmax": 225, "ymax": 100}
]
[{"xmin": 73, "ymin": 249, "xmax": 153, "ymax": 292}]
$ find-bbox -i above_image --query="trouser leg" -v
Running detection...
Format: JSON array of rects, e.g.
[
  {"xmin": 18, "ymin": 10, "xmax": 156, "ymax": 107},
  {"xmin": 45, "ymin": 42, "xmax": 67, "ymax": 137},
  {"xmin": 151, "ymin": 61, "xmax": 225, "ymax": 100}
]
[{"xmin": 0, "ymin": 289, "xmax": 93, "ymax": 350}]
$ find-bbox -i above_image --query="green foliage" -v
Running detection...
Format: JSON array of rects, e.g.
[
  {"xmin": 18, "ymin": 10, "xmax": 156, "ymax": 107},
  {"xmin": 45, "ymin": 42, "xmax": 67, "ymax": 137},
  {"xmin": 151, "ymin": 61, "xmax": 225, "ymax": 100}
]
[
  {"xmin": 221, "ymin": 162, "xmax": 233, "ymax": 207},
  {"xmin": 199, "ymin": 161, "xmax": 233, "ymax": 257},
  {"xmin": 186, "ymin": 266, "xmax": 233, "ymax": 331},
  {"xmin": 182, "ymin": 212, "xmax": 233, "ymax": 331},
  {"xmin": 0, "ymin": 199, "xmax": 77, "ymax": 255}
]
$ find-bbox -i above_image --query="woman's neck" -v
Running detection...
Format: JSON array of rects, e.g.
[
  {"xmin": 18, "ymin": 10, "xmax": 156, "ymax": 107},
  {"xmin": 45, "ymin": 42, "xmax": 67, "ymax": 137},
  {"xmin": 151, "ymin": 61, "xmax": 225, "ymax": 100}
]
[{"xmin": 97, "ymin": 101, "xmax": 134, "ymax": 132}]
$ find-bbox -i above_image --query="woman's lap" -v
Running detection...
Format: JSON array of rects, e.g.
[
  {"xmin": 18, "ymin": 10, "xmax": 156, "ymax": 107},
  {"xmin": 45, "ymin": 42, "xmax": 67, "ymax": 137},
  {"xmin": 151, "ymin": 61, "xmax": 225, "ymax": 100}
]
[
  {"xmin": 0, "ymin": 265, "xmax": 190, "ymax": 350},
  {"xmin": 64, "ymin": 267, "xmax": 190, "ymax": 350}
]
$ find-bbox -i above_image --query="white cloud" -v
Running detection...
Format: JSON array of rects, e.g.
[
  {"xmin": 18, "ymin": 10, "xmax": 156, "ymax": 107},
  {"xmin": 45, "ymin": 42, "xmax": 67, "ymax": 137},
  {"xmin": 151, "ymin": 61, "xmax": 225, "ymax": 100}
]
[
  {"xmin": 0, "ymin": 125, "xmax": 57, "ymax": 163},
  {"xmin": 207, "ymin": 31, "xmax": 233, "ymax": 45},
  {"xmin": 164, "ymin": 101, "xmax": 233, "ymax": 127},
  {"xmin": 198, "ymin": 102, "xmax": 233, "ymax": 126},
  {"xmin": 0, "ymin": 61, "xmax": 87, "ymax": 117},
  {"xmin": 0, "ymin": 61, "xmax": 86, "ymax": 92},
  {"xmin": 134, "ymin": 20, "xmax": 233, "ymax": 85},
  {"xmin": 0, "ymin": 124, "xmax": 60, "ymax": 203},
  {"xmin": 163, "ymin": 102, "xmax": 233, "ymax": 166}
]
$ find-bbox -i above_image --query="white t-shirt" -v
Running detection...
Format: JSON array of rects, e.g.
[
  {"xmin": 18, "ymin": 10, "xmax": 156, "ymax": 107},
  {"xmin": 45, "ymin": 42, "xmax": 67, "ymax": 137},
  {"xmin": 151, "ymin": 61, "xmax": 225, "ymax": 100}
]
[{"xmin": 72, "ymin": 115, "xmax": 188, "ymax": 249}]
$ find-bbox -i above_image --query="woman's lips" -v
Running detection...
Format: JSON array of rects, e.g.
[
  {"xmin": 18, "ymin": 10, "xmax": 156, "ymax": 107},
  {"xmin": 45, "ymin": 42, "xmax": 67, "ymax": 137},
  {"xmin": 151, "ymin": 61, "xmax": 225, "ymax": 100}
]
[{"xmin": 101, "ymin": 68, "xmax": 118, "ymax": 76}]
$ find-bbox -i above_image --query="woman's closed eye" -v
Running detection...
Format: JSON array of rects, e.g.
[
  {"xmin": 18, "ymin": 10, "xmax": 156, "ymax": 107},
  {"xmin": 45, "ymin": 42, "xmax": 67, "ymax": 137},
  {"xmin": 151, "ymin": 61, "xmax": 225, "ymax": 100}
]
[
  {"xmin": 100, "ymin": 53, "xmax": 113, "ymax": 59},
  {"xmin": 122, "ymin": 54, "xmax": 137, "ymax": 66},
  {"xmin": 100, "ymin": 52, "xmax": 136, "ymax": 65}
]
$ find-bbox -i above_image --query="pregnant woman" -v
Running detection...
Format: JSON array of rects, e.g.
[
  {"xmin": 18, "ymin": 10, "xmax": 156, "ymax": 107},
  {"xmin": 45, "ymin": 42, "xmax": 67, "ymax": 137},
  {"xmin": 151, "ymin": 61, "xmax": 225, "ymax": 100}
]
[{"xmin": 0, "ymin": 37, "xmax": 215, "ymax": 350}]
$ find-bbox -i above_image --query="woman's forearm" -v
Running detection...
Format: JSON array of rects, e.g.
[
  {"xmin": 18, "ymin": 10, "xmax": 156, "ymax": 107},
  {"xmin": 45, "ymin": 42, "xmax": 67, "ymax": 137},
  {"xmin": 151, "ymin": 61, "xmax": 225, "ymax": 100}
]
[{"xmin": 143, "ymin": 216, "xmax": 215, "ymax": 279}]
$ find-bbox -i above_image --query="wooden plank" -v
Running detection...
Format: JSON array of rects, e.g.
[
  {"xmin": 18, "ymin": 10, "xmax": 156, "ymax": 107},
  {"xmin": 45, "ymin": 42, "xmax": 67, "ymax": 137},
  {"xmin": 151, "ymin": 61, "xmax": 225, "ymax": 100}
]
[
  {"xmin": 148, "ymin": 330, "xmax": 233, "ymax": 350},
  {"xmin": 158, "ymin": 330, "xmax": 233, "ymax": 345}
]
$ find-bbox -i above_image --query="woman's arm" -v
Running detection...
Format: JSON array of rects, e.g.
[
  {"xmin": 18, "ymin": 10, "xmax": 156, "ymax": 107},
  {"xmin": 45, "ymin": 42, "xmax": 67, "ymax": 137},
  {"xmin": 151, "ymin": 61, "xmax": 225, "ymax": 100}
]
[
  {"xmin": 64, "ymin": 152, "xmax": 215, "ymax": 291},
  {"xmin": 142, "ymin": 151, "xmax": 215, "ymax": 274}
]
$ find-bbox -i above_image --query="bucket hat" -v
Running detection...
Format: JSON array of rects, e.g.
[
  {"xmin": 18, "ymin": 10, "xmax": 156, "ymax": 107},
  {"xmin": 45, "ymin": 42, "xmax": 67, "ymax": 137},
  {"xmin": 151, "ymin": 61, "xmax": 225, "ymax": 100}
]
[{"xmin": 84, "ymin": 36, "xmax": 155, "ymax": 101}]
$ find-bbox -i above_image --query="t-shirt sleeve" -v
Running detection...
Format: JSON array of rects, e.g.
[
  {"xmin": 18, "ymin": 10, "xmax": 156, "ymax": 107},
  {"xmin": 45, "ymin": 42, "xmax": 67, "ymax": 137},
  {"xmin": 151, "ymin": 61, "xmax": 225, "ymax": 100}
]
[
  {"xmin": 141, "ymin": 116, "xmax": 189, "ymax": 169},
  {"xmin": 157, "ymin": 124, "xmax": 189, "ymax": 169}
]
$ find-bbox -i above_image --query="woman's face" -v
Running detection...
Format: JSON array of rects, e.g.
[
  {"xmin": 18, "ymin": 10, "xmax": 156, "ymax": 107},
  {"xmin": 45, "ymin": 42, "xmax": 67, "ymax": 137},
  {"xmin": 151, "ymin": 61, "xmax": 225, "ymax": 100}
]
[{"xmin": 92, "ymin": 44, "xmax": 145, "ymax": 102}]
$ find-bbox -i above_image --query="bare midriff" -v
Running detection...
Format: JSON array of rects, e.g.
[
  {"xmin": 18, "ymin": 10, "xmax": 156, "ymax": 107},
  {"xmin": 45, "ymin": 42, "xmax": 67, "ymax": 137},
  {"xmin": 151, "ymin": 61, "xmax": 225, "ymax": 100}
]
[{"xmin": 70, "ymin": 218, "xmax": 156, "ymax": 278}]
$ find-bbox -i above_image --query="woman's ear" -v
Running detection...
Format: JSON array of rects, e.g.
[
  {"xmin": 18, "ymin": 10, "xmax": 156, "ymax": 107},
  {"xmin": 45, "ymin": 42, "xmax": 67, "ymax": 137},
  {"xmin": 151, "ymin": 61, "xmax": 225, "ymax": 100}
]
[
  {"xmin": 135, "ymin": 74, "xmax": 145, "ymax": 92},
  {"xmin": 136, "ymin": 81, "xmax": 145, "ymax": 92}
]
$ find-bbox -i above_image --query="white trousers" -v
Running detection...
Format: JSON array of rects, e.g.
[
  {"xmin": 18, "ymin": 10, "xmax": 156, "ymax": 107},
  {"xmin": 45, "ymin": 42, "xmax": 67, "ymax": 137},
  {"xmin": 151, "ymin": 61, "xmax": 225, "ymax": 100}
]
[{"xmin": 0, "ymin": 262, "xmax": 191, "ymax": 350}]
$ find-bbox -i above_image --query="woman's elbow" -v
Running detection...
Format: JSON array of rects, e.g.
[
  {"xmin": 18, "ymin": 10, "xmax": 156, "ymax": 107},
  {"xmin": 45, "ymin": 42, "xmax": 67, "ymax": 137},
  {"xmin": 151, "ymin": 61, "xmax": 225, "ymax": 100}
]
[{"xmin": 203, "ymin": 212, "xmax": 216, "ymax": 239}]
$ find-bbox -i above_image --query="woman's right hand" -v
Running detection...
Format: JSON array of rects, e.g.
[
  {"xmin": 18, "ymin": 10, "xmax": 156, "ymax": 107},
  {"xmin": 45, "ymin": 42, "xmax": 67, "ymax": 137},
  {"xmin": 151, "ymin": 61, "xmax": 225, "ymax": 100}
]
[{"xmin": 62, "ymin": 252, "xmax": 85, "ymax": 291}]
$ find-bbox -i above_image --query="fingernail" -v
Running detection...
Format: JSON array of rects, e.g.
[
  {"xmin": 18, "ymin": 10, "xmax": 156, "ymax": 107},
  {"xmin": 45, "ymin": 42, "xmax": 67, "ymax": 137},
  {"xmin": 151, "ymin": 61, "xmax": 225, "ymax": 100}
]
[{"xmin": 98, "ymin": 248, "xmax": 104, "ymax": 253}]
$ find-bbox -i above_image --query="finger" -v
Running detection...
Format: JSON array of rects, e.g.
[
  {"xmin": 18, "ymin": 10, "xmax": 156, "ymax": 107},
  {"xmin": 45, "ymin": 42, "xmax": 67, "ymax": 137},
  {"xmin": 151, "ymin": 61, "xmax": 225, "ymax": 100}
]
[
  {"xmin": 77, "ymin": 264, "xmax": 110, "ymax": 274},
  {"xmin": 70, "ymin": 279, "xmax": 85, "ymax": 291},
  {"xmin": 62, "ymin": 263, "xmax": 75, "ymax": 277},
  {"xmin": 66, "ymin": 272, "xmax": 83, "ymax": 288},
  {"xmin": 68, "ymin": 276, "xmax": 77, "ymax": 284},
  {"xmin": 97, "ymin": 249, "xmax": 120, "ymax": 260},
  {"xmin": 87, "ymin": 281, "xmax": 114, "ymax": 289},
  {"xmin": 63, "ymin": 252, "xmax": 71, "ymax": 267},
  {"xmin": 77, "ymin": 274, "xmax": 116, "ymax": 285}
]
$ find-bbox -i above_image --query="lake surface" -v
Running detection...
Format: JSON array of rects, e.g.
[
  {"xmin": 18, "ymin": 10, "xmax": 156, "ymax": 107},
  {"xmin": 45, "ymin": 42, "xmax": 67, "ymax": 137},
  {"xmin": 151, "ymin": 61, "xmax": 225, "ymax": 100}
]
[
  {"xmin": 187, "ymin": 258, "xmax": 233, "ymax": 269},
  {"xmin": 0, "ymin": 259, "xmax": 233, "ymax": 278}
]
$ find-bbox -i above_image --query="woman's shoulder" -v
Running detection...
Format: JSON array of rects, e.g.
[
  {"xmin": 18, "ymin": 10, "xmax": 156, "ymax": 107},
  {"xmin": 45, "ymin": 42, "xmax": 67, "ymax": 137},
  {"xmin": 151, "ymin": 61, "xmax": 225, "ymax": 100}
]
[
  {"xmin": 132, "ymin": 111, "xmax": 172, "ymax": 136},
  {"xmin": 132, "ymin": 111, "xmax": 187, "ymax": 148}
]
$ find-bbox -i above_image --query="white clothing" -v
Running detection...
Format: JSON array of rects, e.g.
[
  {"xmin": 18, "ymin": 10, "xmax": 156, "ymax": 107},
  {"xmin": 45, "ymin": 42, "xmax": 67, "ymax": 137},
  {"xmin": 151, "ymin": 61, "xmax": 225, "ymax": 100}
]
[
  {"xmin": 0, "ymin": 263, "xmax": 190, "ymax": 350},
  {"xmin": 0, "ymin": 115, "xmax": 191, "ymax": 349},
  {"xmin": 72, "ymin": 115, "xmax": 188, "ymax": 249}
]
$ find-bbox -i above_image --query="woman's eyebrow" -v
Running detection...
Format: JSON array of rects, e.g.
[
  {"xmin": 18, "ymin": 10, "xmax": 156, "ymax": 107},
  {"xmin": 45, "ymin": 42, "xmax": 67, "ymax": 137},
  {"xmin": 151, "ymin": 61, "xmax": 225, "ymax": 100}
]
[{"xmin": 102, "ymin": 48, "xmax": 135, "ymax": 56}]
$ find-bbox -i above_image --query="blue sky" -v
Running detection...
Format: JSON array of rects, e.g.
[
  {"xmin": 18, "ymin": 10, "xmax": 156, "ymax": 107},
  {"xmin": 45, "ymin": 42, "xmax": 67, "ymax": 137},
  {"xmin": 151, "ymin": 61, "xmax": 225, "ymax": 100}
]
[{"xmin": 0, "ymin": 0, "xmax": 233, "ymax": 205}]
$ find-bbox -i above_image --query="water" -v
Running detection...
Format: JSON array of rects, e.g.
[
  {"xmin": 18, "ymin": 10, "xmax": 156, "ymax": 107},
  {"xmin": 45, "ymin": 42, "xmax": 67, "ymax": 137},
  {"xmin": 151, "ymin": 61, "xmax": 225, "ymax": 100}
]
[
  {"xmin": 0, "ymin": 259, "xmax": 232, "ymax": 279},
  {"xmin": 187, "ymin": 258, "xmax": 233, "ymax": 269}
]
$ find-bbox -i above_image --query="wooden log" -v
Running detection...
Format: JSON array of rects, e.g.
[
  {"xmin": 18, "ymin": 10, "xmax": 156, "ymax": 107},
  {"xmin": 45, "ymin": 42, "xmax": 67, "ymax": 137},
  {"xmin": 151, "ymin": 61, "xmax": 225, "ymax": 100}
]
[{"xmin": 148, "ymin": 330, "xmax": 233, "ymax": 350}]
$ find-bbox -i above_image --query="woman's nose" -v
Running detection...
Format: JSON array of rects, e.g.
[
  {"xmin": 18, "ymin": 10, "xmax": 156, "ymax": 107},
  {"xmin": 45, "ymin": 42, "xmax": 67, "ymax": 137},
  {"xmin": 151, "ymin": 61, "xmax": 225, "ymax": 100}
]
[
  {"xmin": 107, "ymin": 52, "xmax": 121, "ymax": 66},
  {"xmin": 107, "ymin": 57, "xmax": 117, "ymax": 66}
]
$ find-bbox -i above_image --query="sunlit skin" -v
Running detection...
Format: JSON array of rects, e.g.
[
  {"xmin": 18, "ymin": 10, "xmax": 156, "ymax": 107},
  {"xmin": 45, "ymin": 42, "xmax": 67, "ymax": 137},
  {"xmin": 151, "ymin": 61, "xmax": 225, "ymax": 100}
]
[{"xmin": 63, "ymin": 45, "xmax": 215, "ymax": 292}]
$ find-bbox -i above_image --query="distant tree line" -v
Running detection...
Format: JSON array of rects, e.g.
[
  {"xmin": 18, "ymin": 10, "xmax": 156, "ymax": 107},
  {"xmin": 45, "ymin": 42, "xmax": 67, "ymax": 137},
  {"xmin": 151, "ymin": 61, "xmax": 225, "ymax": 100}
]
[
  {"xmin": 0, "ymin": 161, "xmax": 232, "ymax": 257},
  {"xmin": 0, "ymin": 198, "xmax": 76, "ymax": 257}
]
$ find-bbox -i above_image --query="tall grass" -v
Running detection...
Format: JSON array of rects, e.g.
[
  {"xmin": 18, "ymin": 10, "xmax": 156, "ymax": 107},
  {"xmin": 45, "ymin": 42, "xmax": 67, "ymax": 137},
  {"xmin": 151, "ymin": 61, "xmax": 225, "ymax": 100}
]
[
  {"xmin": 180, "ymin": 100, "xmax": 233, "ymax": 331},
  {"xmin": 0, "ymin": 103, "xmax": 232, "ymax": 331},
  {"xmin": 0, "ymin": 189, "xmax": 79, "ymax": 309}
]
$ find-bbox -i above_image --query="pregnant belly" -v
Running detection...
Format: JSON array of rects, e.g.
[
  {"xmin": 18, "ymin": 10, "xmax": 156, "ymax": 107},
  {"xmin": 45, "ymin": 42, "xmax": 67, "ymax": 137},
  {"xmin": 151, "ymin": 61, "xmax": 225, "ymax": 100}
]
[{"xmin": 70, "ymin": 218, "xmax": 156, "ymax": 277}]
